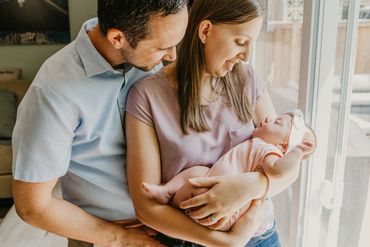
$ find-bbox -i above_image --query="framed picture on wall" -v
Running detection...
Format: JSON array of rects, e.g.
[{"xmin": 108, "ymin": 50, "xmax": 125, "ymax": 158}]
[{"xmin": 0, "ymin": 0, "xmax": 70, "ymax": 45}]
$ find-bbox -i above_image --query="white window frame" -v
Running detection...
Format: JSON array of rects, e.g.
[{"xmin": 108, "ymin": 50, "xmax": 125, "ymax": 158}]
[{"xmin": 289, "ymin": 0, "xmax": 361, "ymax": 246}]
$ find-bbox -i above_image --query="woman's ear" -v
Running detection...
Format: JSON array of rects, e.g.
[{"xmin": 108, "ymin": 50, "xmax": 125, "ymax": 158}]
[
  {"xmin": 107, "ymin": 28, "xmax": 127, "ymax": 49},
  {"xmin": 198, "ymin": 20, "xmax": 212, "ymax": 44}
]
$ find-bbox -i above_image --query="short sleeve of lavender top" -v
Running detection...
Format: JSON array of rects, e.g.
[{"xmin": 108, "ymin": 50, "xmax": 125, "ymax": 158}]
[
  {"xmin": 126, "ymin": 64, "xmax": 266, "ymax": 182},
  {"xmin": 125, "ymin": 85, "xmax": 154, "ymax": 126}
]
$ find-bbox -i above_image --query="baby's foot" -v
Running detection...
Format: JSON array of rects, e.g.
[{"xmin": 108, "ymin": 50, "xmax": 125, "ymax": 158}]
[{"xmin": 142, "ymin": 182, "xmax": 172, "ymax": 204}]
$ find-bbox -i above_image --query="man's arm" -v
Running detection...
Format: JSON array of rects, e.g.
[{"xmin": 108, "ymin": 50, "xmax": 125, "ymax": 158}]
[{"xmin": 13, "ymin": 179, "xmax": 163, "ymax": 247}]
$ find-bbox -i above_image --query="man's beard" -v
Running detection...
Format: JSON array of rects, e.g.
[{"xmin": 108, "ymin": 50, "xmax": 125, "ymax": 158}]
[{"xmin": 119, "ymin": 47, "xmax": 157, "ymax": 72}]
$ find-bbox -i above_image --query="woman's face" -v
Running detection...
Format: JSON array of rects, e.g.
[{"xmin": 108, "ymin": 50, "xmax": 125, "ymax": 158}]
[{"xmin": 201, "ymin": 16, "xmax": 263, "ymax": 77}]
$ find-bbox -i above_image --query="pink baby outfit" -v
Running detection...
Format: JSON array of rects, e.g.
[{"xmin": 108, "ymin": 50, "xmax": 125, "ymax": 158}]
[
  {"xmin": 125, "ymin": 65, "xmax": 274, "ymax": 234},
  {"xmin": 206, "ymin": 137, "xmax": 283, "ymax": 234},
  {"xmin": 207, "ymin": 137, "xmax": 282, "ymax": 176}
]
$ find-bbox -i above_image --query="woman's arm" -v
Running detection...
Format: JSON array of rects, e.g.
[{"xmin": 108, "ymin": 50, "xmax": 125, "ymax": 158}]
[
  {"xmin": 125, "ymin": 112, "xmax": 262, "ymax": 246},
  {"xmin": 179, "ymin": 91, "xmax": 285, "ymax": 220}
]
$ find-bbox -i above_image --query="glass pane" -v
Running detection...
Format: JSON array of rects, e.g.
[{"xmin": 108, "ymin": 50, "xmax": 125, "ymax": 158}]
[
  {"xmin": 254, "ymin": 0, "xmax": 305, "ymax": 245},
  {"xmin": 319, "ymin": 0, "xmax": 370, "ymax": 246},
  {"xmin": 255, "ymin": 1, "xmax": 370, "ymax": 246},
  {"xmin": 337, "ymin": 1, "xmax": 370, "ymax": 246},
  {"xmin": 317, "ymin": 0, "xmax": 350, "ymax": 245}
]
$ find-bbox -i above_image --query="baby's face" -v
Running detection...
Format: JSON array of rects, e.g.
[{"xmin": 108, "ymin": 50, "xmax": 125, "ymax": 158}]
[{"xmin": 253, "ymin": 114, "xmax": 292, "ymax": 146}]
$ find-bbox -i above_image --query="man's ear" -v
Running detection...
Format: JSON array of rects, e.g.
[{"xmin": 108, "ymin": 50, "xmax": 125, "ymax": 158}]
[
  {"xmin": 106, "ymin": 28, "xmax": 127, "ymax": 49},
  {"xmin": 198, "ymin": 20, "xmax": 212, "ymax": 44}
]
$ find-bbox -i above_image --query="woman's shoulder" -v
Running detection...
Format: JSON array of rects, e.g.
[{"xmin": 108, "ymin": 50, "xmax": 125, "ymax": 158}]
[
  {"xmin": 128, "ymin": 67, "xmax": 177, "ymax": 106},
  {"xmin": 132, "ymin": 68, "xmax": 168, "ymax": 90},
  {"xmin": 133, "ymin": 64, "xmax": 177, "ymax": 96}
]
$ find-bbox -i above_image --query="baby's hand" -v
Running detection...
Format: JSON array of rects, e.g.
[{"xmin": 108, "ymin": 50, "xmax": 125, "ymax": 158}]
[{"xmin": 296, "ymin": 140, "xmax": 315, "ymax": 159}]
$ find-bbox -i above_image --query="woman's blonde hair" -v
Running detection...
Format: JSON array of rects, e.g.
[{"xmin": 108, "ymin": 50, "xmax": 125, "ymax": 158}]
[{"xmin": 176, "ymin": 0, "xmax": 262, "ymax": 134}]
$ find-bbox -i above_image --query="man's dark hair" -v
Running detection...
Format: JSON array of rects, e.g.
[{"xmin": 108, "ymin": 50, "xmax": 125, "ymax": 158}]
[{"xmin": 98, "ymin": 0, "xmax": 188, "ymax": 48}]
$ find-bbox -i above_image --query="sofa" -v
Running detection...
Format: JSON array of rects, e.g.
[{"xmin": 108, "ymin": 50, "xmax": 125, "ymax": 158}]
[{"xmin": 0, "ymin": 80, "xmax": 31, "ymax": 198}]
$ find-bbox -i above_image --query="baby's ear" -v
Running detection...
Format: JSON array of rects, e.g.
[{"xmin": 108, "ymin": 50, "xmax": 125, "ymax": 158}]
[{"xmin": 301, "ymin": 127, "xmax": 317, "ymax": 159}]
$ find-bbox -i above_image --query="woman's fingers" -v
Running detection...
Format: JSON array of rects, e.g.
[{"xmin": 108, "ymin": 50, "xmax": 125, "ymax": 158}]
[
  {"xmin": 188, "ymin": 176, "xmax": 220, "ymax": 188},
  {"xmin": 196, "ymin": 214, "xmax": 221, "ymax": 226},
  {"xmin": 180, "ymin": 177, "xmax": 221, "ymax": 210},
  {"xmin": 208, "ymin": 216, "xmax": 230, "ymax": 230},
  {"xmin": 186, "ymin": 203, "xmax": 220, "ymax": 219},
  {"xmin": 180, "ymin": 193, "xmax": 208, "ymax": 209}
]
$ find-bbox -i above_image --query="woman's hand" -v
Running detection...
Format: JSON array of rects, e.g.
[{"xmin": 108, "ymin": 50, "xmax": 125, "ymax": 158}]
[
  {"xmin": 179, "ymin": 172, "xmax": 268, "ymax": 223},
  {"xmin": 206, "ymin": 215, "xmax": 233, "ymax": 230}
]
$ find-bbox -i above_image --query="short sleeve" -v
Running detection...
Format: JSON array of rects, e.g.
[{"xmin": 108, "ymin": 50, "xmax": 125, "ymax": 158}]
[
  {"xmin": 12, "ymin": 86, "xmax": 78, "ymax": 182},
  {"xmin": 125, "ymin": 84, "xmax": 153, "ymax": 126},
  {"xmin": 251, "ymin": 139, "xmax": 283, "ymax": 172},
  {"xmin": 246, "ymin": 65, "xmax": 267, "ymax": 106}
]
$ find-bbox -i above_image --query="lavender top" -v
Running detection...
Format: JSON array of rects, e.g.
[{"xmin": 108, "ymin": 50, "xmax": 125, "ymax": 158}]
[{"xmin": 126, "ymin": 65, "xmax": 265, "ymax": 182}]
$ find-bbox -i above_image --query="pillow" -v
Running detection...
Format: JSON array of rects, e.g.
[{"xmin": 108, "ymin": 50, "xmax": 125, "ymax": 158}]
[
  {"xmin": 0, "ymin": 89, "xmax": 18, "ymax": 138},
  {"xmin": 0, "ymin": 68, "xmax": 22, "ymax": 82}
]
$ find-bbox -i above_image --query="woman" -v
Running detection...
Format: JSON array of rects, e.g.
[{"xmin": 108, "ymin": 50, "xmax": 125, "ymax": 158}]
[{"xmin": 126, "ymin": 0, "xmax": 291, "ymax": 246}]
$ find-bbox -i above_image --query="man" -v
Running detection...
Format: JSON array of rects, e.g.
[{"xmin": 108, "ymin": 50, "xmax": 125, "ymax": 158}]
[{"xmin": 12, "ymin": 1, "xmax": 188, "ymax": 246}]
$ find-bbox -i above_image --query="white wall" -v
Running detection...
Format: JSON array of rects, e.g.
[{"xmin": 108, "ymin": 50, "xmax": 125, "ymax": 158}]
[{"xmin": 0, "ymin": 0, "xmax": 97, "ymax": 81}]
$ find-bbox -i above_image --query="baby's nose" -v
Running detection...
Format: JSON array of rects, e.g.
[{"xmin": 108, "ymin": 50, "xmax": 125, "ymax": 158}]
[{"xmin": 259, "ymin": 117, "xmax": 271, "ymax": 127}]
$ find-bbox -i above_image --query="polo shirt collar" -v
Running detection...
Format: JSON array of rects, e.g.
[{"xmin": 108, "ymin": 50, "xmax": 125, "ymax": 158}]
[{"xmin": 76, "ymin": 18, "xmax": 114, "ymax": 77}]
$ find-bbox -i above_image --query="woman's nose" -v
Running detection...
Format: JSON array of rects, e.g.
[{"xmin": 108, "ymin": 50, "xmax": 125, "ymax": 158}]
[
  {"xmin": 237, "ymin": 52, "xmax": 248, "ymax": 62},
  {"xmin": 238, "ymin": 47, "xmax": 251, "ymax": 62}
]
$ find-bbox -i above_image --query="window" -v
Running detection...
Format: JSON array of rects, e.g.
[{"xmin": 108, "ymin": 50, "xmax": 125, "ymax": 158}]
[
  {"xmin": 254, "ymin": 0, "xmax": 306, "ymax": 245},
  {"xmin": 254, "ymin": 0, "xmax": 370, "ymax": 246}
]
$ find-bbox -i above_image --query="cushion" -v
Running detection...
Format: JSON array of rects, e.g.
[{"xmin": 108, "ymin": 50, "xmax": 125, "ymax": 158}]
[
  {"xmin": 0, "ymin": 68, "xmax": 21, "ymax": 82},
  {"xmin": 0, "ymin": 89, "xmax": 18, "ymax": 138}
]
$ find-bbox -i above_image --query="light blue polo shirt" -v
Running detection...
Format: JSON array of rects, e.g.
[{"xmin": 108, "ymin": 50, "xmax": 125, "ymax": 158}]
[{"xmin": 12, "ymin": 18, "xmax": 161, "ymax": 220}]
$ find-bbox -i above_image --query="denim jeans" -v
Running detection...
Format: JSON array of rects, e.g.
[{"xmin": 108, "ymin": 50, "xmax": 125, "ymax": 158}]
[
  {"xmin": 245, "ymin": 224, "xmax": 281, "ymax": 247},
  {"xmin": 154, "ymin": 224, "xmax": 281, "ymax": 247}
]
